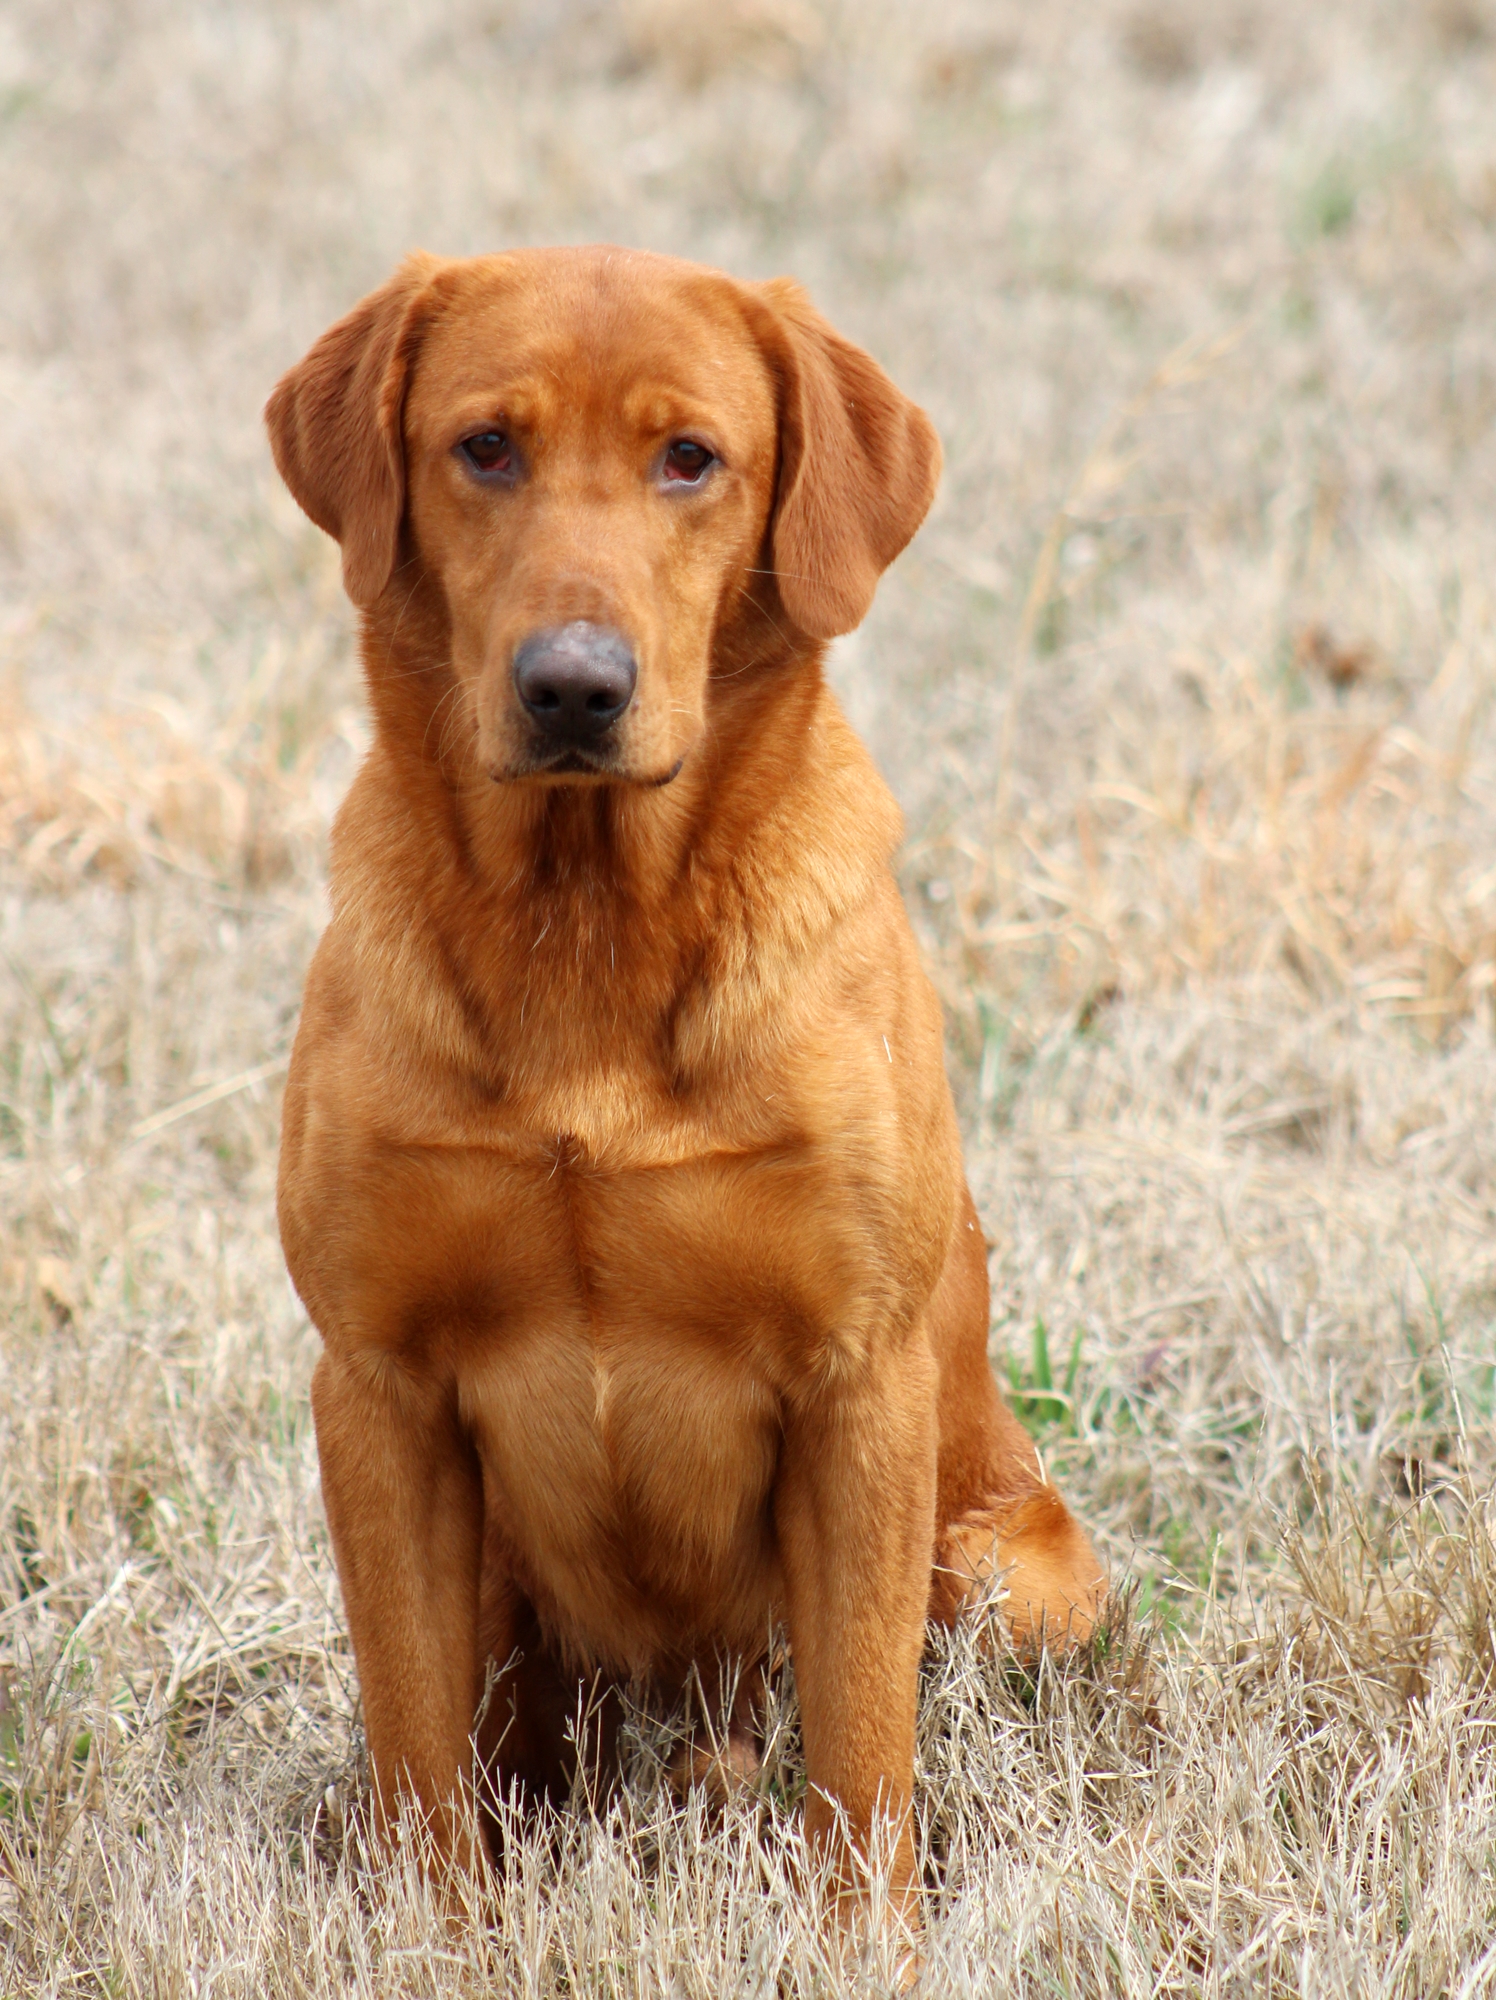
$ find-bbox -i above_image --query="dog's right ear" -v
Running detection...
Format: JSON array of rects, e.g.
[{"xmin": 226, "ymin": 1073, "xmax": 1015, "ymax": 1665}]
[{"xmin": 265, "ymin": 252, "xmax": 443, "ymax": 608}]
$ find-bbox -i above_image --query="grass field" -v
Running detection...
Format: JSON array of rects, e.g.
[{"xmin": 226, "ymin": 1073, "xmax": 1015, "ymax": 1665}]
[{"xmin": 4, "ymin": 0, "xmax": 1496, "ymax": 1991}]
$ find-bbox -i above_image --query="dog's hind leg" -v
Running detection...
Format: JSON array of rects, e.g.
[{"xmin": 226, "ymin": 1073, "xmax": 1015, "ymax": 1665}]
[{"xmin": 927, "ymin": 1185, "xmax": 1105, "ymax": 1646}]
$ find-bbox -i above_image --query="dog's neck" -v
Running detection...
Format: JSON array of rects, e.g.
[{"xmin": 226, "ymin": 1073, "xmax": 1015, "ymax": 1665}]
[
  {"xmin": 331, "ymin": 605, "xmax": 903, "ymax": 1086},
  {"xmin": 446, "ymin": 659, "xmax": 807, "ymax": 918}
]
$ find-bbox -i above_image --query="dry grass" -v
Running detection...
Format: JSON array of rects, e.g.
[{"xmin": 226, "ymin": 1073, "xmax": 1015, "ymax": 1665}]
[{"xmin": 4, "ymin": 0, "xmax": 1496, "ymax": 1991}]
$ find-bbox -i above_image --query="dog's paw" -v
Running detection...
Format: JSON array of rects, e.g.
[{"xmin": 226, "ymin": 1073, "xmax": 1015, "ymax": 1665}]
[
  {"xmin": 933, "ymin": 1487, "xmax": 1106, "ymax": 1650},
  {"xmin": 669, "ymin": 1727, "xmax": 763, "ymax": 1810}
]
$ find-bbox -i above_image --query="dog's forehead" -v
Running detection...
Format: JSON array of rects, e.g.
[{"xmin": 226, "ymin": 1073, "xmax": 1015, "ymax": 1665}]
[{"xmin": 412, "ymin": 250, "xmax": 773, "ymax": 429}]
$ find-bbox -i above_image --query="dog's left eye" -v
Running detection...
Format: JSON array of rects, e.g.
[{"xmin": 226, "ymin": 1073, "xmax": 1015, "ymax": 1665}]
[
  {"xmin": 461, "ymin": 431, "xmax": 513, "ymax": 474},
  {"xmin": 662, "ymin": 440, "xmax": 713, "ymax": 483}
]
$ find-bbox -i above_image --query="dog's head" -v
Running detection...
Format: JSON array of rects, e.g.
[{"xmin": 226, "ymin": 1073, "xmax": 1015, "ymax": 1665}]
[{"xmin": 266, "ymin": 247, "xmax": 939, "ymax": 787}]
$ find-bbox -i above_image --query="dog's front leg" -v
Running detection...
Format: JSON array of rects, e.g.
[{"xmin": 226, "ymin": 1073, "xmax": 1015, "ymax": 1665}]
[
  {"xmin": 312, "ymin": 1349, "xmax": 484, "ymax": 1873},
  {"xmin": 775, "ymin": 1332, "xmax": 938, "ymax": 1923}
]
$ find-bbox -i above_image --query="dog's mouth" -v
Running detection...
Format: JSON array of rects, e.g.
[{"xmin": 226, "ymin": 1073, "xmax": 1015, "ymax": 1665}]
[
  {"xmin": 497, "ymin": 747, "xmax": 687, "ymax": 788},
  {"xmin": 493, "ymin": 742, "xmax": 613, "ymax": 782}
]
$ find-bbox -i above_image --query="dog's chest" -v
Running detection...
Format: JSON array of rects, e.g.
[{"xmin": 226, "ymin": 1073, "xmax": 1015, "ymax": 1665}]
[
  {"xmin": 446, "ymin": 1126, "xmax": 864, "ymax": 1667},
  {"xmin": 463, "ymin": 1293, "xmax": 781, "ymax": 1664}
]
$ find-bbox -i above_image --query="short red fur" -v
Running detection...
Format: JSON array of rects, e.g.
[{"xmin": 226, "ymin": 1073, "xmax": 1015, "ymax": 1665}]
[{"xmin": 267, "ymin": 244, "xmax": 1103, "ymax": 1916}]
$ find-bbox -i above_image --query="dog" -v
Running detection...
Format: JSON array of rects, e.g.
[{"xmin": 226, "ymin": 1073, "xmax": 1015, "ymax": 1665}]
[{"xmin": 267, "ymin": 245, "xmax": 1103, "ymax": 1918}]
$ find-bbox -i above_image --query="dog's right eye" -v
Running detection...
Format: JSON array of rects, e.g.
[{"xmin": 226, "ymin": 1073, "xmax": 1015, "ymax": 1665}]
[{"xmin": 460, "ymin": 432, "xmax": 513, "ymax": 475}]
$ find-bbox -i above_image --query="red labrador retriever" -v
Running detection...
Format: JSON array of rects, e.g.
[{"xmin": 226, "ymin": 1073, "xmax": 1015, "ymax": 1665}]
[{"xmin": 267, "ymin": 245, "xmax": 1102, "ymax": 1917}]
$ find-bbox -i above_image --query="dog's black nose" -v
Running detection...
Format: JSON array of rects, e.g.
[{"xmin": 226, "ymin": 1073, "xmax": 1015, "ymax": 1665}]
[{"xmin": 513, "ymin": 623, "xmax": 637, "ymax": 743}]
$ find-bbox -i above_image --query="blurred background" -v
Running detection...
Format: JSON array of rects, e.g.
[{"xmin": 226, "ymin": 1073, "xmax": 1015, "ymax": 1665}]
[
  {"xmin": 5, "ymin": 4, "xmax": 1496, "ymax": 1985},
  {"xmin": 6, "ymin": 0, "xmax": 1496, "ymax": 1663},
  {"xmin": 5, "ymin": 0, "xmax": 1496, "ymax": 1037}
]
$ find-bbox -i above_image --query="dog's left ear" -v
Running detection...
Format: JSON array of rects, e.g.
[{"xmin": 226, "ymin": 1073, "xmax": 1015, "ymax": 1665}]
[
  {"xmin": 265, "ymin": 251, "xmax": 443, "ymax": 608},
  {"xmin": 752, "ymin": 279, "xmax": 941, "ymax": 641}
]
